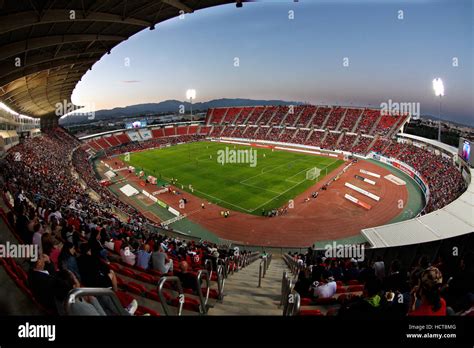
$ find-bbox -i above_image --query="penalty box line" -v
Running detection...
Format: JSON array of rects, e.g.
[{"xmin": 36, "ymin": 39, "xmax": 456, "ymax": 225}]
[{"xmin": 251, "ymin": 158, "xmax": 341, "ymax": 212}]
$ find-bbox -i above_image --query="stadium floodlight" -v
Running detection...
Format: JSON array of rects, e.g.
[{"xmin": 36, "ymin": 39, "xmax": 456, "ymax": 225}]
[
  {"xmin": 432, "ymin": 78, "xmax": 444, "ymax": 142},
  {"xmin": 186, "ymin": 89, "xmax": 196, "ymax": 118},
  {"xmin": 432, "ymin": 78, "xmax": 444, "ymax": 97}
]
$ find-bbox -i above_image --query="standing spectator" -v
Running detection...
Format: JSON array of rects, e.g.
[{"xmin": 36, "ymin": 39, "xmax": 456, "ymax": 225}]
[
  {"xmin": 373, "ymin": 256, "xmax": 385, "ymax": 281},
  {"xmin": 408, "ymin": 267, "xmax": 446, "ymax": 316}
]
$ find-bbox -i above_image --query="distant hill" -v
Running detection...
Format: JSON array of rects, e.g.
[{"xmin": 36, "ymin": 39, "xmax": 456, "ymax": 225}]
[{"xmin": 59, "ymin": 98, "xmax": 303, "ymax": 125}]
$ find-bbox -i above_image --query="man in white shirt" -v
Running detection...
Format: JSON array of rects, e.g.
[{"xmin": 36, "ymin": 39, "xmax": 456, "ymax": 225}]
[{"xmin": 312, "ymin": 272, "xmax": 337, "ymax": 299}]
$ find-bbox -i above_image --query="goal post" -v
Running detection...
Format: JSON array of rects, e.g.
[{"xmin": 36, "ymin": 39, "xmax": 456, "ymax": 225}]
[{"xmin": 306, "ymin": 167, "xmax": 321, "ymax": 181}]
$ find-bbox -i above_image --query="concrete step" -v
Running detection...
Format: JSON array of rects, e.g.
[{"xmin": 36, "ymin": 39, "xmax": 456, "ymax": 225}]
[{"xmin": 208, "ymin": 257, "xmax": 290, "ymax": 316}]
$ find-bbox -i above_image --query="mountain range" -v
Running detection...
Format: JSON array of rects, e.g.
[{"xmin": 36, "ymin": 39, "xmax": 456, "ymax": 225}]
[{"xmin": 59, "ymin": 98, "xmax": 303, "ymax": 125}]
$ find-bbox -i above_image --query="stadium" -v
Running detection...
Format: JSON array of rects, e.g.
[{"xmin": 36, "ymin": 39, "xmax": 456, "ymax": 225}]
[{"xmin": 0, "ymin": 0, "xmax": 473, "ymax": 344}]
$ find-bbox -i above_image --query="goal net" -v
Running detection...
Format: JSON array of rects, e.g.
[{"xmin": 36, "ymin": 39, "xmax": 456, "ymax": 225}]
[{"xmin": 306, "ymin": 167, "xmax": 321, "ymax": 181}]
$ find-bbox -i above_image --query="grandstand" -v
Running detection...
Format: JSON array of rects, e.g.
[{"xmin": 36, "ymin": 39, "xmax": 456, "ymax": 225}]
[{"xmin": 0, "ymin": 1, "xmax": 473, "ymax": 337}]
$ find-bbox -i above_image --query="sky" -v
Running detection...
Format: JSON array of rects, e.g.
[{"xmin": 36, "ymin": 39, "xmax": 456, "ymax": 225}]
[{"xmin": 71, "ymin": 0, "xmax": 473, "ymax": 125}]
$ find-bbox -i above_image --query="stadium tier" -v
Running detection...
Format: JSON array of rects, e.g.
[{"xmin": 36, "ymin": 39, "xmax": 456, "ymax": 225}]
[{"xmin": 0, "ymin": 109, "xmax": 469, "ymax": 319}]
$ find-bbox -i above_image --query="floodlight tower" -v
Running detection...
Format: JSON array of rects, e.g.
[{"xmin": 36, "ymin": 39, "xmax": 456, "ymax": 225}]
[
  {"xmin": 432, "ymin": 78, "xmax": 444, "ymax": 142},
  {"xmin": 186, "ymin": 89, "xmax": 196, "ymax": 119}
]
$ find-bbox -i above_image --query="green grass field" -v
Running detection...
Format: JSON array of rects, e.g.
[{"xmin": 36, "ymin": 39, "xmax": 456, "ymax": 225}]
[{"xmin": 121, "ymin": 141, "xmax": 343, "ymax": 215}]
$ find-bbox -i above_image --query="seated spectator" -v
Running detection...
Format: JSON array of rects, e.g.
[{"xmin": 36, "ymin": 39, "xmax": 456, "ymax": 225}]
[
  {"xmin": 136, "ymin": 244, "xmax": 152, "ymax": 270},
  {"xmin": 120, "ymin": 243, "xmax": 136, "ymax": 266},
  {"xmin": 77, "ymin": 244, "xmax": 117, "ymax": 291},
  {"xmin": 175, "ymin": 261, "xmax": 198, "ymax": 292},
  {"xmin": 311, "ymin": 270, "xmax": 337, "ymax": 299},
  {"xmin": 152, "ymin": 245, "xmax": 173, "ymax": 274},
  {"xmin": 54, "ymin": 270, "xmax": 137, "ymax": 316},
  {"xmin": 408, "ymin": 266, "xmax": 446, "ymax": 316},
  {"xmin": 28, "ymin": 254, "xmax": 59, "ymax": 310},
  {"xmin": 88, "ymin": 229, "xmax": 108, "ymax": 260},
  {"xmin": 58, "ymin": 242, "xmax": 81, "ymax": 281},
  {"xmin": 339, "ymin": 277, "xmax": 384, "ymax": 319}
]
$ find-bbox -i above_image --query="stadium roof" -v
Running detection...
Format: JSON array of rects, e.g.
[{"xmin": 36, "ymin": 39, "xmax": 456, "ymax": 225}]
[
  {"xmin": 398, "ymin": 133, "xmax": 458, "ymax": 155},
  {"xmin": 0, "ymin": 0, "xmax": 234, "ymax": 118},
  {"xmin": 362, "ymin": 168, "xmax": 474, "ymax": 248}
]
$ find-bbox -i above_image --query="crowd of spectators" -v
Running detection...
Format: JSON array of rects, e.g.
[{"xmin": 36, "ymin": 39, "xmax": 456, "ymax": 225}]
[
  {"xmin": 0, "ymin": 128, "xmax": 243, "ymax": 315},
  {"xmin": 291, "ymin": 248, "xmax": 474, "ymax": 317}
]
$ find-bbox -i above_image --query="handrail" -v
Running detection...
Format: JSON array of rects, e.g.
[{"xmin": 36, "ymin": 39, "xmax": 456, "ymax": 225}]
[
  {"xmin": 204, "ymin": 259, "xmax": 214, "ymax": 282},
  {"xmin": 281, "ymin": 278, "xmax": 293, "ymax": 313},
  {"xmin": 279, "ymin": 271, "xmax": 288, "ymax": 307},
  {"xmin": 258, "ymin": 259, "xmax": 264, "ymax": 288},
  {"xmin": 216, "ymin": 264, "xmax": 225, "ymax": 300},
  {"xmin": 218, "ymin": 258, "xmax": 228, "ymax": 279},
  {"xmin": 196, "ymin": 269, "xmax": 210, "ymax": 314},
  {"xmin": 257, "ymin": 253, "xmax": 272, "ymax": 287},
  {"xmin": 283, "ymin": 289, "xmax": 300, "ymax": 316},
  {"xmin": 65, "ymin": 287, "xmax": 128, "ymax": 316},
  {"xmin": 157, "ymin": 276, "xmax": 184, "ymax": 316}
]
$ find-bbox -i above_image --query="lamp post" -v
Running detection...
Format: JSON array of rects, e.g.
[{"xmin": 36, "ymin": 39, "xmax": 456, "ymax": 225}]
[
  {"xmin": 432, "ymin": 78, "xmax": 444, "ymax": 142},
  {"xmin": 186, "ymin": 89, "xmax": 196, "ymax": 119}
]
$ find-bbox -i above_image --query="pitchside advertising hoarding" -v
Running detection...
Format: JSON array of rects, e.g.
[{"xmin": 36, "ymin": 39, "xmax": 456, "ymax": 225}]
[
  {"xmin": 370, "ymin": 152, "xmax": 429, "ymax": 197},
  {"xmin": 458, "ymin": 138, "xmax": 474, "ymax": 167}
]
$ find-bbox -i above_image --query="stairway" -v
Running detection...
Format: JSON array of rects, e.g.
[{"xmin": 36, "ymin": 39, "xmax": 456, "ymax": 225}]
[{"xmin": 208, "ymin": 257, "xmax": 289, "ymax": 316}]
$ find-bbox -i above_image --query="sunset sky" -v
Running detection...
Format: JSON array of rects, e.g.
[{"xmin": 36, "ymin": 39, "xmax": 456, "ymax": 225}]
[{"xmin": 71, "ymin": 0, "xmax": 473, "ymax": 125}]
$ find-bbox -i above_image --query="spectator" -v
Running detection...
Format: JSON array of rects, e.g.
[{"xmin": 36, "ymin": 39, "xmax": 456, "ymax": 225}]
[
  {"xmin": 152, "ymin": 244, "xmax": 173, "ymax": 274},
  {"xmin": 311, "ymin": 270, "xmax": 337, "ymax": 299},
  {"xmin": 408, "ymin": 266, "xmax": 446, "ymax": 316},
  {"xmin": 58, "ymin": 242, "xmax": 81, "ymax": 281},
  {"xmin": 136, "ymin": 244, "xmax": 152, "ymax": 270},
  {"xmin": 175, "ymin": 261, "xmax": 197, "ymax": 292},
  {"xmin": 28, "ymin": 254, "xmax": 59, "ymax": 310}
]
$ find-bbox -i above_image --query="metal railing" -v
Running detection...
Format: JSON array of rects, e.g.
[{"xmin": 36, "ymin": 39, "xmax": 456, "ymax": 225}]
[
  {"xmin": 196, "ymin": 269, "xmax": 211, "ymax": 314},
  {"xmin": 157, "ymin": 276, "xmax": 184, "ymax": 316},
  {"xmin": 283, "ymin": 290, "xmax": 301, "ymax": 316},
  {"xmin": 257, "ymin": 253, "xmax": 272, "ymax": 288},
  {"xmin": 65, "ymin": 288, "xmax": 129, "ymax": 316},
  {"xmin": 283, "ymin": 253, "xmax": 303, "ymax": 276}
]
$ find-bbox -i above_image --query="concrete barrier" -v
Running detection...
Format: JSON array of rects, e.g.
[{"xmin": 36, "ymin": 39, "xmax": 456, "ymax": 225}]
[{"xmin": 345, "ymin": 182, "xmax": 380, "ymax": 201}]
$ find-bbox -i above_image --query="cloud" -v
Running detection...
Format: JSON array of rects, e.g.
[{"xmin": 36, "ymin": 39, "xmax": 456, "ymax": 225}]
[{"xmin": 121, "ymin": 80, "xmax": 141, "ymax": 83}]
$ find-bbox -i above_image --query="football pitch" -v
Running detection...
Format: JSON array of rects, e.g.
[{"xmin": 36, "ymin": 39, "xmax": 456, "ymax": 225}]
[{"xmin": 121, "ymin": 141, "xmax": 343, "ymax": 215}]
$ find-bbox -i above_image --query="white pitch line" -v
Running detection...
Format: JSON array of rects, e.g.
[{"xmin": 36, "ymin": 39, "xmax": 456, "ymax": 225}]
[
  {"xmin": 250, "ymin": 158, "xmax": 341, "ymax": 212},
  {"xmin": 193, "ymin": 189, "xmax": 253, "ymax": 213},
  {"xmin": 240, "ymin": 158, "xmax": 302, "ymax": 184},
  {"xmin": 239, "ymin": 181, "xmax": 283, "ymax": 195},
  {"xmin": 250, "ymin": 179, "xmax": 306, "ymax": 212}
]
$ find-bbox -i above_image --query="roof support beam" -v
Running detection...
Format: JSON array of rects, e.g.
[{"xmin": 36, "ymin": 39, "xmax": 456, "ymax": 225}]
[
  {"xmin": 161, "ymin": 0, "xmax": 194, "ymax": 13},
  {"xmin": 0, "ymin": 10, "xmax": 150, "ymax": 35},
  {"xmin": 0, "ymin": 57, "xmax": 95, "ymax": 87},
  {"xmin": 0, "ymin": 34, "xmax": 124, "ymax": 61}
]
